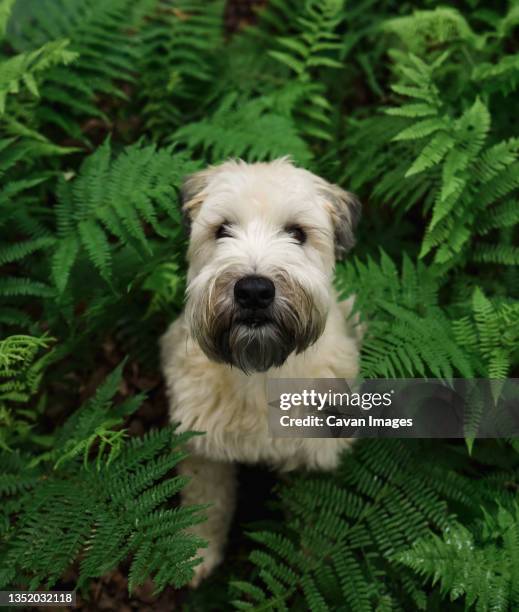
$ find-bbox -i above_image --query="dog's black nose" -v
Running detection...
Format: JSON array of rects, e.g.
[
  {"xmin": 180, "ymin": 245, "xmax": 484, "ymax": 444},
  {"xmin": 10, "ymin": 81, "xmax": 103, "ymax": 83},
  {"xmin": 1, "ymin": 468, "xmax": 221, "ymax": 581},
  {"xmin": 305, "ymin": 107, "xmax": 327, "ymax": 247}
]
[{"xmin": 234, "ymin": 276, "xmax": 275, "ymax": 310}]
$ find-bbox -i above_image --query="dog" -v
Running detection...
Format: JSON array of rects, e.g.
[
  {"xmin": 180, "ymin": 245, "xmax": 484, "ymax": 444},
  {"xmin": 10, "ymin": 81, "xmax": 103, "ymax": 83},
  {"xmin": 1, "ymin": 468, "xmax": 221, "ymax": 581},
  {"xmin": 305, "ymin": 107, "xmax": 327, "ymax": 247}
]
[{"xmin": 160, "ymin": 158, "xmax": 362, "ymax": 586}]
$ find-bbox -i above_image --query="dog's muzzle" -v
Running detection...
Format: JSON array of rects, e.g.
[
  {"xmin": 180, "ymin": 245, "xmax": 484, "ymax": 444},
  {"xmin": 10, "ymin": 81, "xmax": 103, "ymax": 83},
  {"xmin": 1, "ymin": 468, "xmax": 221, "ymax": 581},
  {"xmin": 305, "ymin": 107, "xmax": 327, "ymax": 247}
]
[
  {"xmin": 190, "ymin": 272, "xmax": 326, "ymax": 374},
  {"xmin": 224, "ymin": 274, "xmax": 290, "ymax": 372}
]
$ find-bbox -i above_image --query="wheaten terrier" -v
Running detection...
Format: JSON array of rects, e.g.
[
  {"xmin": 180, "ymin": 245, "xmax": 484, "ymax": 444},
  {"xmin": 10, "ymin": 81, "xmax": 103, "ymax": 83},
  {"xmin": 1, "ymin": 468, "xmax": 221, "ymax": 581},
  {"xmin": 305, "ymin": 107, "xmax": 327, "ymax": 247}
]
[{"xmin": 160, "ymin": 158, "xmax": 362, "ymax": 586}]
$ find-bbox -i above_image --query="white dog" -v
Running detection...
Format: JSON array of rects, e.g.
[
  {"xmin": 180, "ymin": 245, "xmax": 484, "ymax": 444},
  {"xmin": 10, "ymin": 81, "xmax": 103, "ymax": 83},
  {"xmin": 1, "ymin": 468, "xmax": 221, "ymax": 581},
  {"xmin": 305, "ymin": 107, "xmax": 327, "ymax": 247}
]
[{"xmin": 160, "ymin": 158, "xmax": 362, "ymax": 586}]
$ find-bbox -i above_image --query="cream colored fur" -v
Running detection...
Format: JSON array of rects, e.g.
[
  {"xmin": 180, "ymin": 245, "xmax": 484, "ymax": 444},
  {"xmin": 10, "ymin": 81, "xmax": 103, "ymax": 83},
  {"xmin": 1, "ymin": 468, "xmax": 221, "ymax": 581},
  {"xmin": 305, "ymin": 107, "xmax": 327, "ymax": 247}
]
[{"xmin": 160, "ymin": 158, "xmax": 361, "ymax": 586}]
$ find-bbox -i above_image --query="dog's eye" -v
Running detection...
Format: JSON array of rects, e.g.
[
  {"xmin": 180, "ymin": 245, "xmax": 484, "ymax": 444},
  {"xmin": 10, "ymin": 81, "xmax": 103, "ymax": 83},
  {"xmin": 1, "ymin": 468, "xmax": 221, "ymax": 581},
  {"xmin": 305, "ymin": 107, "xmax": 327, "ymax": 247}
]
[
  {"xmin": 215, "ymin": 223, "xmax": 232, "ymax": 239},
  {"xmin": 285, "ymin": 225, "xmax": 306, "ymax": 244}
]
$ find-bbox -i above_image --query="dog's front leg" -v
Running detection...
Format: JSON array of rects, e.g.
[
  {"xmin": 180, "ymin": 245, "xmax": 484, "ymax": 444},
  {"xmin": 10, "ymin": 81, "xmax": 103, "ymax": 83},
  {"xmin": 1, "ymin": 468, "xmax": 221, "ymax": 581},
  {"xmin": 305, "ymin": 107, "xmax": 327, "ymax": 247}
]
[{"xmin": 178, "ymin": 454, "xmax": 237, "ymax": 587}]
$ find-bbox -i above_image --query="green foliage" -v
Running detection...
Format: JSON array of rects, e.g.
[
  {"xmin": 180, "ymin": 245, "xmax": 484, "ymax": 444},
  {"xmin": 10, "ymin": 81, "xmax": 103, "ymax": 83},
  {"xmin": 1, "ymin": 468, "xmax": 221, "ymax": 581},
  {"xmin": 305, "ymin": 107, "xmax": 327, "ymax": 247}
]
[
  {"xmin": 454, "ymin": 288, "xmax": 519, "ymax": 380},
  {"xmin": 50, "ymin": 139, "xmax": 196, "ymax": 290},
  {"xmin": 382, "ymin": 7, "xmax": 484, "ymax": 53},
  {"xmin": 385, "ymin": 52, "xmax": 519, "ymax": 265},
  {"xmin": 0, "ymin": 0, "xmax": 518, "ymax": 607},
  {"xmin": 0, "ymin": 39, "xmax": 77, "ymax": 115},
  {"xmin": 138, "ymin": 0, "xmax": 225, "ymax": 136},
  {"xmin": 396, "ymin": 503, "xmax": 519, "ymax": 611},
  {"xmin": 337, "ymin": 252, "xmax": 477, "ymax": 378},
  {"xmin": 266, "ymin": 0, "xmax": 344, "ymax": 141},
  {"xmin": 336, "ymin": 252, "xmax": 519, "ymax": 379},
  {"xmin": 175, "ymin": 92, "xmax": 313, "ymax": 164},
  {"xmin": 268, "ymin": 0, "xmax": 344, "ymax": 76},
  {"xmin": 5, "ymin": 0, "xmax": 151, "ymax": 141},
  {"xmin": 0, "ymin": 335, "xmax": 52, "ymax": 450},
  {"xmin": 0, "ymin": 0, "xmax": 15, "ymax": 38},
  {"xmin": 0, "ymin": 362, "xmax": 206, "ymax": 592},
  {"xmin": 231, "ymin": 440, "xmax": 519, "ymax": 611}
]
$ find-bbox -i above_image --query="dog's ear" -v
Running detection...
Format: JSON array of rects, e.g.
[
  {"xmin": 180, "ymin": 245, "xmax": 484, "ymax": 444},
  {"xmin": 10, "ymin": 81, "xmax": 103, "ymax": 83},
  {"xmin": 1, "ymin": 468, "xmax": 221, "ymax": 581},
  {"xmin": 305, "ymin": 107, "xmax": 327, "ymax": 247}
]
[
  {"xmin": 180, "ymin": 167, "xmax": 216, "ymax": 233},
  {"xmin": 319, "ymin": 180, "xmax": 361, "ymax": 260}
]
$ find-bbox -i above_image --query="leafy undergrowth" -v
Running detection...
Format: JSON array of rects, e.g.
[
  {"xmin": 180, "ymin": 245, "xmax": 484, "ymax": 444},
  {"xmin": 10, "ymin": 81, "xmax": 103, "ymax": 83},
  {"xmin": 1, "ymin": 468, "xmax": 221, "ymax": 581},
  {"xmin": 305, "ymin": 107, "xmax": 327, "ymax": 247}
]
[{"xmin": 1, "ymin": 0, "xmax": 519, "ymax": 610}]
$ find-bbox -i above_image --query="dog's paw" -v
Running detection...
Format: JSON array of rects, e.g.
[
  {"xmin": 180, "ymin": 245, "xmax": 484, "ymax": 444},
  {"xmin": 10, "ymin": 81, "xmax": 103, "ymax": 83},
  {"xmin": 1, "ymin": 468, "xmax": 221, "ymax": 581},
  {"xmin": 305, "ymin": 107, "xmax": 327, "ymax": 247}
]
[{"xmin": 189, "ymin": 547, "xmax": 222, "ymax": 588}]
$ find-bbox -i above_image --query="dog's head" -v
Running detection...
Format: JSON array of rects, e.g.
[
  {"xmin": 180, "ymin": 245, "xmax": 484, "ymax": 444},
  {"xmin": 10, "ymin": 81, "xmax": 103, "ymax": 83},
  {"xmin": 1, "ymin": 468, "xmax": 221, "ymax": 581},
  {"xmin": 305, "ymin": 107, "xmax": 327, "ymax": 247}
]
[{"xmin": 181, "ymin": 158, "xmax": 360, "ymax": 373}]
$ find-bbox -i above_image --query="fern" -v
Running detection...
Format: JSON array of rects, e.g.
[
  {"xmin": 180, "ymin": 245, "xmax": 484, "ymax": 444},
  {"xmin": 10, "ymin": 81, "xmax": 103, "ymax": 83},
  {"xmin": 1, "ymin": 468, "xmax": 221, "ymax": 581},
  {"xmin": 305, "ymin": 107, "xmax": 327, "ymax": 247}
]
[
  {"xmin": 50, "ymin": 139, "xmax": 198, "ymax": 291},
  {"xmin": 0, "ymin": 40, "xmax": 77, "ymax": 114},
  {"xmin": 267, "ymin": 0, "xmax": 344, "ymax": 142},
  {"xmin": 473, "ymin": 53, "xmax": 519, "ymax": 95},
  {"xmin": 175, "ymin": 92, "xmax": 313, "ymax": 164},
  {"xmin": 452, "ymin": 288, "xmax": 519, "ymax": 379},
  {"xmin": 382, "ymin": 51, "xmax": 519, "ymax": 267},
  {"xmin": 395, "ymin": 505, "xmax": 519, "ymax": 611},
  {"xmin": 0, "ymin": 334, "xmax": 53, "ymax": 451},
  {"xmin": 0, "ymin": 362, "xmax": 206, "ymax": 592},
  {"xmin": 269, "ymin": 0, "xmax": 343, "ymax": 76},
  {"xmin": 382, "ymin": 7, "xmax": 483, "ymax": 54},
  {"xmin": 0, "ymin": 0, "xmax": 518, "ymax": 607},
  {"xmin": 0, "ymin": 0, "xmax": 14, "ymax": 39},
  {"xmin": 5, "ymin": 0, "xmax": 153, "ymax": 141},
  {"xmin": 0, "ymin": 335, "xmax": 51, "ymax": 409},
  {"xmin": 336, "ymin": 252, "xmax": 476, "ymax": 378},
  {"xmin": 138, "ymin": 0, "xmax": 225, "ymax": 137},
  {"xmin": 231, "ymin": 440, "xmax": 492, "ymax": 611}
]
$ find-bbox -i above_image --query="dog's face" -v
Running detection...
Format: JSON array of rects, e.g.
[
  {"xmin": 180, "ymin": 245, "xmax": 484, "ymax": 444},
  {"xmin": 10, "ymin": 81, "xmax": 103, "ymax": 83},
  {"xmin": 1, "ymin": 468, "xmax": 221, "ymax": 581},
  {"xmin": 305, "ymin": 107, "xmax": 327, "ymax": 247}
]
[{"xmin": 181, "ymin": 158, "xmax": 360, "ymax": 373}]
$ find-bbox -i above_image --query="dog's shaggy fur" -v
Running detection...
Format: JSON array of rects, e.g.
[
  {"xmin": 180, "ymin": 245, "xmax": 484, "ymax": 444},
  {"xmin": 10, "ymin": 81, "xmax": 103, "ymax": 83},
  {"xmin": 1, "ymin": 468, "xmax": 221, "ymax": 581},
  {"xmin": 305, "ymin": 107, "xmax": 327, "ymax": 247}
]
[{"xmin": 160, "ymin": 158, "xmax": 362, "ymax": 585}]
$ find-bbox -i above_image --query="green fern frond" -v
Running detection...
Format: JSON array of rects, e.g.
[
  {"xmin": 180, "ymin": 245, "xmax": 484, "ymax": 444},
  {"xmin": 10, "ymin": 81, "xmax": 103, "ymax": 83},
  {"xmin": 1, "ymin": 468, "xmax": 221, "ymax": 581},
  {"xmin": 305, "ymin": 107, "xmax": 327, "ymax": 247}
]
[
  {"xmin": 138, "ymin": 0, "xmax": 225, "ymax": 136},
  {"xmin": 382, "ymin": 8, "xmax": 483, "ymax": 53},
  {"xmin": 232, "ymin": 440, "xmax": 477, "ymax": 611},
  {"xmin": 0, "ymin": 334, "xmax": 53, "ymax": 451},
  {"xmin": 51, "ymin": 140, "xmax": 198, "ymax": 292},
  {"xmin": 384, "ymin": 51, "xmax": 519, "ymax": 266},
  {"xmin": 336, "ymin": 252, "xmax": 476, "ymax": 378},
  {"xmin": 472, "ymin": 244, "xmax": 519, "ymax": 266},
  {"xmin": 0, "ymin": 0, "xmax": 15, "ymax": 40},
  {"xmin": 174, "ymin": 92, "xmax": 313, "ymax": 164},
  {"xmin": 0, "ymin": 237, "xmax": 55, "ymax": 265},
  {"xmin": 0, "ymin": 335, "xmax": 50, "ymax": 371},
  {"xmin": 472, "ymin": 53, "xmax": 519, "ymax": 95},
  {"xmin": 465, "ymin": 288, "xmax": 519, "ymax": 378},
  {"xmin": 0, "ymin": 277, "xmax": 54, "ymax": 298},
  {"xmin": 269, "ymin": 0, "xmax": 344, "ymax": 76},
  {"xmin": 395, "ymin": 506, "xmax": 519, "ymax": 611},
  {"xmin": 5, "ymin": 0, "xmax": 150, "ymax": 139},
  {"xmin": 0, "ymin": 39, "xmax": 77, "ymax": 114},
  {"xmin": 266, "ymin": 0, "xmax": 344, "ymax": 142},
  {"xmin": 0, "ymin": 364, "xmax": 206, "ymax": 592}
]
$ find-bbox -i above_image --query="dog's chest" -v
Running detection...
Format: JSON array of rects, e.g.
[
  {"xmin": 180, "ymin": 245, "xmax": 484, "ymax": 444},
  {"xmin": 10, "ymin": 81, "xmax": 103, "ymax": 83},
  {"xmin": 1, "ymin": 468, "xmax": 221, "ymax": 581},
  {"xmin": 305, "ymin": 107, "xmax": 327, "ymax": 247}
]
[
  {"xmin": 171, "ymin": 372, "xmax": 271, "ymax": 455},
  {"xmin": 161, "ymin": 306, "xmax": 359, "ymax": 471},
  {"xmin": 169, "ymin": 359, "xmax": 350, "ymax": 471}
]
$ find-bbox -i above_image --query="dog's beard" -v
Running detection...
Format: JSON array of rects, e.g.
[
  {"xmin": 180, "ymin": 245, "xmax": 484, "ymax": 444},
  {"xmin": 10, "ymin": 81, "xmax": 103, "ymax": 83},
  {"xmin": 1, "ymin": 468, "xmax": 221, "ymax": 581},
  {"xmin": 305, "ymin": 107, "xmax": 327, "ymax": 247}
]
[
  {"xmin": 227, "ymin": 318, "xmax": 294, "ymax": 373},
  {"xmin": 188, "ymin": 280, "xmax": 326, "ymax": 374}
]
